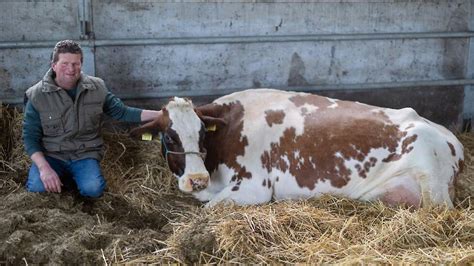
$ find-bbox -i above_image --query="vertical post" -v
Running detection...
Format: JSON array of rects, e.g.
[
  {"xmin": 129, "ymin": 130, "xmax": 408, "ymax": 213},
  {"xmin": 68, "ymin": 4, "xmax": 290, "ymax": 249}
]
[
  {"xmin": 78, "ymin": 0, "xmax": 93, "ymax": 40},
  {"xmin": 464, "ymin": 0, "xmax": 474, "ymax": 131},
  {"xmin": 78, "ymin": 0, "xmax": 95, "ymax": 77},
  {"xmin": 78, "ymin": 0, "xmax": 86, "ymax": 40}
]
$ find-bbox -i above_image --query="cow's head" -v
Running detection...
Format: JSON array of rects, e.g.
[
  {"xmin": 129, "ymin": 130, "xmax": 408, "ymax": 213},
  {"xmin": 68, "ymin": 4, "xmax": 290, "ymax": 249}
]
[{"xmin": 130, "ymin": 97, "xmax": 225, "ymax": 193}]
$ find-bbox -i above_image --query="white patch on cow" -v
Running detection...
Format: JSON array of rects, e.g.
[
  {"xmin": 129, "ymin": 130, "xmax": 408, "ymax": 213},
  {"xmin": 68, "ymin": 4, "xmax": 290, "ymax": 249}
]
[
  {"xmin": 294, "ymin": 150, "xmax": 300, "ymax": 160},
  {"xmin": 355, "ymin": 101, "xmax": 370, "ymax": 106},
  {"xmin": 282, "ymin": 155, "xmax": 290, "ymax": 168},
  {"xmin": 299, "ymin": 156, "xmax": 305, "ymax": 165},
  {"xmin": 327, "ymin": 98, "xmax": 339, "ymax": 109},
  {"xmin": 307, "ymin": 156, "xmax": 317, "ymax": 169},
  {"xmin": 299, "ymin": 103, "xmax": 319, "ymax": 114}
]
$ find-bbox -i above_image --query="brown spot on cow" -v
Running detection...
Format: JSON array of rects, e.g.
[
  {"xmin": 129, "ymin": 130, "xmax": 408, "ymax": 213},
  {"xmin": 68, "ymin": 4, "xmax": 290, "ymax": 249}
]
[
  {"xmin": 402, "ymin": 135, "xmax": 417, "ymax": 151},
  {"xmin": 267, "ymin": 179, "xmax": 272, "ymax": 188},
  {"xmin": 447, "ymin": 141, "xmax": 456, "ymax": 156},
  {"xmin": 261, "ymin": 94, "xmax": 409, "ymax": 190},
  {"xmin": 370, "ymin": 157, "xmax": 377, "ymax": 165},
  {"xmin": 449, "ymin": 159, "xmax": 464, "ymax": 200},
  {"xmin": 265, "ymin": 110, "xmax": 285, "ymax": 127},
  {"xmin": 201, "ymin": 102, "xmax": 252, "ymax": 182},
  {"xmin": 355, "ymin": 158, "xmax": 377, "ymax": 178},
  {"xmin": 261, "ymin": 147, "xmax": 288, "ymax": 173},
  {"xmin": 355, "ymin": 164, "xmax": 366, "ymax": 178},
  {"xmin": 382, "ymin": 134, "xmax": 418, "ymax": 163},
  {"xmin": 262, "ymin": 179, "xmax": 267, "ymax": 187}
]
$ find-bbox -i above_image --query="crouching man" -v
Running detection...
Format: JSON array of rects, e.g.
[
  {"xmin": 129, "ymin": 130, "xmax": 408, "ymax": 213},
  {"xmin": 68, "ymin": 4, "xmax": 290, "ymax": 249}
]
[{"xmin": 23, "ymin": 40, "xmax": 161, "ymax": 197}]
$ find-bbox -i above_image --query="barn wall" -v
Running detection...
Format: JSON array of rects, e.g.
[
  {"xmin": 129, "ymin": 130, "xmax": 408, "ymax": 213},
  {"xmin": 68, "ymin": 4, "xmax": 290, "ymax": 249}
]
[{"xmin": 0, "ymin": 0, "xmax": 472, "ymax": 130}]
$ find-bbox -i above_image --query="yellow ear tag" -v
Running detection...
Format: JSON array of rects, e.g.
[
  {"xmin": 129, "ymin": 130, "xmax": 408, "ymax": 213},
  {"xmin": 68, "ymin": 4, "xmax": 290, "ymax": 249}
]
[
  {"xmin": 206, "ymin": 124, "xmax": 217, "ymax": 132},
  {"xmin": 141, "ymin": 132, "xmax": 153, "ymax": 141}
]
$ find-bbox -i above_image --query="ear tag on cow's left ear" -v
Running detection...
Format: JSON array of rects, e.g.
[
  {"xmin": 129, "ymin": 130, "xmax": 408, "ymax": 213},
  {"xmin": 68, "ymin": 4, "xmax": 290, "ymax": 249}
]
[
  {"xmin": 206, "ymin": 124, "xmax": 217, "ymax": 132},
  {"xmin": 141, "ymin": 132, "xmax": 153, "ymax": 141}
]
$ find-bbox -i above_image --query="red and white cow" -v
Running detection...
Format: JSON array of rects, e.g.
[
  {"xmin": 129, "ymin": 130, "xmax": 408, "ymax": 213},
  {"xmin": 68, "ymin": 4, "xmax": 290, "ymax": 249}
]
[{"xmin": 131, "ymin": 89, "xmax": 464, "ymax": 208}]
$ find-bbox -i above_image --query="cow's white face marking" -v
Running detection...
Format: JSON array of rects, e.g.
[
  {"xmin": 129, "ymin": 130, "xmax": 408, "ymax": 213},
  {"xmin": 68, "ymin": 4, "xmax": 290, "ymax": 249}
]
[{"xmin": 166, "ymin": 97, "xmax": 209, "ymax": 192}]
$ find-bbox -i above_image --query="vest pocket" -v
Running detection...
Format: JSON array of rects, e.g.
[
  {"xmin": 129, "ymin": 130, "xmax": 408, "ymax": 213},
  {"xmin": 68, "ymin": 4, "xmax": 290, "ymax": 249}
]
[
  {"xmin": 84, "ymin": 106, "xmax": 102, "ymax": 132},
  {"xmin": 40, "ymin": 112, "xmax": 64, "ymax": 136}
]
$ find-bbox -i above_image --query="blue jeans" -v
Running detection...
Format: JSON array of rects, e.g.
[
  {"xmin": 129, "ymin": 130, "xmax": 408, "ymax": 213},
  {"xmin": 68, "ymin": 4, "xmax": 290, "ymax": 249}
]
[{"xmin": 26, "ymin": 156, "xmax": 106, "ymax": 198}]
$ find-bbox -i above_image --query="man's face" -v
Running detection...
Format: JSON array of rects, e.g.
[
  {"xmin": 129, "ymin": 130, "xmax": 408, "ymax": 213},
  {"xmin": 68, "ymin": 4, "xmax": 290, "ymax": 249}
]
[{"xmin": 51, "ymin": 53, "xmax": 82, "ymax": 88}]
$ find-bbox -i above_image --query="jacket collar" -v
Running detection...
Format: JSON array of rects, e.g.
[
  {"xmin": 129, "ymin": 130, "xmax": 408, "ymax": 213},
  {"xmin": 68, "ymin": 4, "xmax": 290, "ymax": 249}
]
[{"xmin": 41, "ymin": 68, "xmax": 96, "ymax": 92}]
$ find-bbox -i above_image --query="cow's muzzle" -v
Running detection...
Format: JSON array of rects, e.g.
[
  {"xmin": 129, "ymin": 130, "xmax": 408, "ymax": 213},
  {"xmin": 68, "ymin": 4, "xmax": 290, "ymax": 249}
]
[{"xmin": 180, "ymin": 173, "xmax": 210, "ymax": 192}]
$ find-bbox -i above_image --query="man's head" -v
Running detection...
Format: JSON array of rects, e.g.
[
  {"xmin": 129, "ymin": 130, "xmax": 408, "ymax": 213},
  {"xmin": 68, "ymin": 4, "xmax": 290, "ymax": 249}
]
[
  {"xmin": 51, "ymin": 40, "xmax": 83, "ymax": 89},
  {"xmin": 51, "ymin": 40, "xmax": 83, "ymax": 64}
]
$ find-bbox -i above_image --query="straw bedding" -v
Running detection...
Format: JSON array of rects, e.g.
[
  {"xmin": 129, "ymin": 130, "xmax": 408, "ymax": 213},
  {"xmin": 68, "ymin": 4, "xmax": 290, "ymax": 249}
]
[{"xmin": 0, "ymin": 106, "xmax": 472, "ymax": 264}]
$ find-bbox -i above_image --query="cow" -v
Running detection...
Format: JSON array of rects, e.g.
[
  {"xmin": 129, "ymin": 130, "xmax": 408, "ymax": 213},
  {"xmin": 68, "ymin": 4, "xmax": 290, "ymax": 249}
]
[{"xmin": 130, "ymin": 89, "xmax": 464, "ymax": 208}]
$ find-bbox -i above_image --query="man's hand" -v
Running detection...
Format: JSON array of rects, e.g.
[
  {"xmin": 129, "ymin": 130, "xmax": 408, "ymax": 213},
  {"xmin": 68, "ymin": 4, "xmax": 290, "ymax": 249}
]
[
  {"xmin": 31, "ymin": 152, "xmax": 62, "ymax": 193},
  {"xmin": 38, "ymin": 164, "xmax": 62, "ymax": 193},
  {"xmin": 141, "ymin": 109, "xmax": 162, "ymax": 122}
]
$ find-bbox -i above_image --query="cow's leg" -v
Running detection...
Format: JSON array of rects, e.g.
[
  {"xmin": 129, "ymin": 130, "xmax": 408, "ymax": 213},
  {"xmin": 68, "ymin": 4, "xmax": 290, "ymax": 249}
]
[
  {"xmin": 205, "ymin": 180, "xmax": 273, "ymax": 207},
  {"xmin": 418, "ymin": 172, "xmax": 454, "ymax": 208}
]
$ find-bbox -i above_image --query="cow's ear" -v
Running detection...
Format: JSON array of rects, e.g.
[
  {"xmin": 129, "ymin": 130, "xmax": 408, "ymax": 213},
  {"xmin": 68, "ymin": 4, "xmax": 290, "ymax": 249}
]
[
  {"xmin": 195, "ymin": 104, "xmax": 227, "ymax": 131},
  {"xmin": 201, "ymin": 115, "xmax": 227, "ymax": 131},
  {"xmin": 129, "ymin": 108, "xmax": 168, "ymax": 139},
  {"xmin": 195, "ymin": 103, "xmax": 220, "ymax": 117}
]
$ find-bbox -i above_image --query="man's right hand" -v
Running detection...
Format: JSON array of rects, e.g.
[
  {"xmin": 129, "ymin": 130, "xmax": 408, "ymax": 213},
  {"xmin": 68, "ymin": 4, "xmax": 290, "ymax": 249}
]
[
  {"xmin": 31, "ymin": 152, "xmax": 62, "ymax": 193},
  {"xmin": 38, "ymin": 164, "xmax": 62, "ymax": 193}
]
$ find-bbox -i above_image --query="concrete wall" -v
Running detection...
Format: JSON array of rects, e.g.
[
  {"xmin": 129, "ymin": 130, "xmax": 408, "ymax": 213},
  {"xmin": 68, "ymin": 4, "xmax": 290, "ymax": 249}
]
[{"xmin": 0, "ymin": 0, "xmax": 472, "ymax": 129}]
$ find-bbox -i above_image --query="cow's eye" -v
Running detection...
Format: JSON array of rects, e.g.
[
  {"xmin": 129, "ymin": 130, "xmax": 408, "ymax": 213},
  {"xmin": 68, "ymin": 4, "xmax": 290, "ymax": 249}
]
[{"xmin": 165, "ymin": 135, "xmax": 175, "ymax": 144}]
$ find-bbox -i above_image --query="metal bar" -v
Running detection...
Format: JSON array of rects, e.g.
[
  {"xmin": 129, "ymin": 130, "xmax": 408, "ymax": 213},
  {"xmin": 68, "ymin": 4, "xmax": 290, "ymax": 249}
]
[
  {"xmin": 114, "ymin": 79, "xmax": 474, "ymax": 100},
  {"xmin": 81, "ymin": 0, "xmax": 86, "ymax": 39},
  {"xmin": 2, "ymin": 31, "xmax": 474, "ymax": 49},
  {"xmin": 462, "ymin": 0, "xmax": 474, "ymax": 131},
  {"xmin": 94, "ymin": 32, "xmax": 474, "ymax": 47},
  {"xmin": 0, "ymin": 40, "xmax": 94, "ymax": 49},
  {"xmin": 5, "ymin": 78, "xmax": 471, "ymax": 105},
  {"xmin": 4, "ymin": 78, "xmax": 473, "ymax": 104}
]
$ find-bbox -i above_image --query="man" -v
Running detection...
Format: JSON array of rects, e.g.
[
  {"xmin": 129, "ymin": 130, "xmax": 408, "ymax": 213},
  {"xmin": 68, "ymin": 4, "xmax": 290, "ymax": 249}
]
[{"xmin": 23, "ymin": 40, "xmax": 161, "ymax": 197}]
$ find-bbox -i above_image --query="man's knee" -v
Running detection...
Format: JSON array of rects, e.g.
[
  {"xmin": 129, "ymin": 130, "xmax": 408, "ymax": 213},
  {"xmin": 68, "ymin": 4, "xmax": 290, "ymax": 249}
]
[
  {"xmin": 26, "ymin": 180, "xmax": 46, "ymax": 193},
  {"xmin": 70, "ymin": 158, "xmax": 106, "ymax": 198},
  {"xmin": 78, "ymin": 178, "xmax": 106, "ymax": 198},
  {"xmin": 26, "ymin": 166, "xmax": 46, "ymax": 193}
]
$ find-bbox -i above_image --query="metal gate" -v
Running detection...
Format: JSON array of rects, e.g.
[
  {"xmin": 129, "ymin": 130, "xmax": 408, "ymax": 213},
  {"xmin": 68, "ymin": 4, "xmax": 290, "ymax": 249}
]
[{"xmin": 0, "ymin": 0, "xmax": 473, "ymax": 130}]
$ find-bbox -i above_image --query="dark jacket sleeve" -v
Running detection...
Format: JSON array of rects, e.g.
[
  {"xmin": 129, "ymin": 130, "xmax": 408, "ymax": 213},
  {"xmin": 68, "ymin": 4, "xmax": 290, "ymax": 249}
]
[
  {"xmin": 103, "ymin": 91, "xmax": 143, "ymax": 122},
  {"xmin": 23, "ymin": 100, "xmax": 44, "ymax": 156}
]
